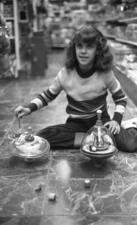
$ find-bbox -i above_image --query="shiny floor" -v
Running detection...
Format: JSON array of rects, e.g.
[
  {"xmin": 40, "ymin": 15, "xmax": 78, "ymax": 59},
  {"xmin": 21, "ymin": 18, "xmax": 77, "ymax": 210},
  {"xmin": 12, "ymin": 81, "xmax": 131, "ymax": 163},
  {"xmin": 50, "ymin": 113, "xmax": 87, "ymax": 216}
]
[{"xmin": 0, "ymin": 49, "xmax": 137, "ymax": 225}]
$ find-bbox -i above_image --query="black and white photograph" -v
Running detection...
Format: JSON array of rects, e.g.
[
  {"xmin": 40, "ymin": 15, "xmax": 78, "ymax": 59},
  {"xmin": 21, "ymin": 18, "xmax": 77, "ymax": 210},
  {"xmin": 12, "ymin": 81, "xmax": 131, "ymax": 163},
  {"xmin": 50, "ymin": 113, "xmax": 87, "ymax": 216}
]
[{"xmin": 0, "ymin": 0, "xmax": 137, "ymax": 224}]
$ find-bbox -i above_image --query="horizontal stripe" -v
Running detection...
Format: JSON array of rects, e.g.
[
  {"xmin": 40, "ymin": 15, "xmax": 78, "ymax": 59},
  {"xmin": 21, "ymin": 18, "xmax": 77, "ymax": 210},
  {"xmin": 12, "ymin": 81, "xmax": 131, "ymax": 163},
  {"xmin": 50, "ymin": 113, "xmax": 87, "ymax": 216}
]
[
  {"xmin": 67, "ymin": 104, "xmax": 107, "ymax": 119},
  {"xmin": 112, "ymin": 89, "xmax": 127, "ymax": 106},
  {"xmin": 40, "ymin": 92, "xmax": 51, "ymax": 103},
  {"xmin": 31, "ymin": 89, "xmax": 59, "ymax": 109},
  {"xmin": 115, "ymin": 105, "xmax": 125, "ymax": 114},
  {"xmin": 31, "ymin": 98, "xmax": 44, "ymax": 109},
  {"xmin": 67, "ymin": 103, "xmax": 106, "ymax": 115},
  {"xmin": 69, "ymin": 113, "xmax": 96, "ymax": 119},
  {"xmin": 26, "ymin": 102, "xmax": 38, "ymax": 112},
  {"xmin": 67, "ymin": 93, "xmax": 107, "ymax": 112},
  {"xmin": 112, "ymin": 89, "xmax": 126, "ymax": 100},
  {"xmin": 114, "ymin": 97, "xmax": 127, "ymax": 106},
  {"xmin": 43, "ymin": 89, "xmax": 58, "ymax": 101},
  {"xmin": 66, "ymin": 102, "xmax": 87, "ymax": 113}
]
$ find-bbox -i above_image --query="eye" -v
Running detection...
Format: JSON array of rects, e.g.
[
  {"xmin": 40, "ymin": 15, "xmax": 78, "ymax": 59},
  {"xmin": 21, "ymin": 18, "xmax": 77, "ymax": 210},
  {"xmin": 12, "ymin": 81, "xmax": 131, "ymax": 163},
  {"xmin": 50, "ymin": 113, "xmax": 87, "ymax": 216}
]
[
  {"xmin": 76, "ymin": 43, "xmax": 83, "ymax": 49},
  {"xmin": 86, "ymin": 43, "xmax": 94, "ymax": 48}
]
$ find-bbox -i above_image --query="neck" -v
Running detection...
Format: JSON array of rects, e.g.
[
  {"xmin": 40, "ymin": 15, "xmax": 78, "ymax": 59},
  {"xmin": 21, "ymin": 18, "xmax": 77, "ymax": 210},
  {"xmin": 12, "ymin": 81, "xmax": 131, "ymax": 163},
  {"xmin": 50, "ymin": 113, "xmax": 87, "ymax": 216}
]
[
  {"xmin": 79, "ymin": 62, "xmax": 93, "ymax": 72},
  {"xmin": 76, "ymin": 63, "xmax": 96, "ymax": 78}
]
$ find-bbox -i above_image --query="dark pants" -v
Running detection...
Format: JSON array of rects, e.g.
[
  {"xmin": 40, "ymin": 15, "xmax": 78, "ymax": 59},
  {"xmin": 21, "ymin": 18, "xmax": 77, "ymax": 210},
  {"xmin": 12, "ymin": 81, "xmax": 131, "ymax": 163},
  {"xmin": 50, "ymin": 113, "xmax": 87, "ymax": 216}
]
[{"xmin": 37, "ymin": 116, "xmax": 137, "ymax": 152}]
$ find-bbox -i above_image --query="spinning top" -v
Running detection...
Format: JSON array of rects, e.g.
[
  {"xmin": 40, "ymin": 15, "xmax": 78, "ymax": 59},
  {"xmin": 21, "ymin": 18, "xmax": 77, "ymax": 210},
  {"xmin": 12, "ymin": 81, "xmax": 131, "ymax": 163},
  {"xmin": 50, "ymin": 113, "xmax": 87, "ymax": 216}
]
[
  {"xmin": 25, "ymin": 126, "xmax": 34, "ymax": 142},
  {"xmin": 80, "ymin": 110, "xmax": 117, "ymax": 159}
]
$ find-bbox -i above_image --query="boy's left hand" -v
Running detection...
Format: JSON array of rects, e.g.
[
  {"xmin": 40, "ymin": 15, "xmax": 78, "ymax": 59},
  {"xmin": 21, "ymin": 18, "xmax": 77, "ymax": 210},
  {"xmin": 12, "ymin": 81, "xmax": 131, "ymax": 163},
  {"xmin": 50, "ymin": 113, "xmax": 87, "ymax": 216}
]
[{"xmin": 104, "ymin": 120, "xmax": 120, "ymax": 135}]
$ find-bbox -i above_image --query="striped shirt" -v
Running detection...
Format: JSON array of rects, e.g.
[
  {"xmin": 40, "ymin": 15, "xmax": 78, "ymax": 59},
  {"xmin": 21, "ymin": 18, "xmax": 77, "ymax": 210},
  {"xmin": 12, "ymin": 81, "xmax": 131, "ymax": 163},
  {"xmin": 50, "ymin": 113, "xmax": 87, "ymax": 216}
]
[{"xmin": 27, "ymin": 67, "xmax": 127, "ymax": 124}]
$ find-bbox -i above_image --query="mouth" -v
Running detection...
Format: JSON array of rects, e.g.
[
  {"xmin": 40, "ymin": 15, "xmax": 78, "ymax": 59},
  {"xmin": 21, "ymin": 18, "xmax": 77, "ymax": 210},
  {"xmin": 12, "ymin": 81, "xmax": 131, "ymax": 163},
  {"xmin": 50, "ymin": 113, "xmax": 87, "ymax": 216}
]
[{"xmin": 79, "ymin": 56, "xmax": 88, "ymax": 61}]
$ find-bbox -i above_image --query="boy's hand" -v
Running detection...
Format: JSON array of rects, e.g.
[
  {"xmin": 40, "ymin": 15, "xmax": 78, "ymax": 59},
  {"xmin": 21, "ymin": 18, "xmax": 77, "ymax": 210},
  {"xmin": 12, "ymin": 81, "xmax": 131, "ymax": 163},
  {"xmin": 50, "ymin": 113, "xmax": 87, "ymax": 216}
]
[
  {"xmin": 15, "ymin": 106, "xmax": 31, "ymax": 118},
  {"xmin": 104, "ymin": 120, "xmax": 120, "ymax": 135}
]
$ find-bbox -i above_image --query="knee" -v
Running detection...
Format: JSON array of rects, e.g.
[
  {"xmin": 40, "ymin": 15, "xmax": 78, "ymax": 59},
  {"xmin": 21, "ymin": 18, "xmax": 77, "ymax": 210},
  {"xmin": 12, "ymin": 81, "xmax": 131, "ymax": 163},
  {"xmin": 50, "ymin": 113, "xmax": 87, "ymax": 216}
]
[
  {"xmin": 36, "ymin": 127, "xmax": 50, "ymax": 139},
  {"xmin": 115, "ymin": 128, "xmax": 137, "ymax": 153},
  {"xmin": 122, "ymin": 137, "xmax": 137, "ymax": 153}
]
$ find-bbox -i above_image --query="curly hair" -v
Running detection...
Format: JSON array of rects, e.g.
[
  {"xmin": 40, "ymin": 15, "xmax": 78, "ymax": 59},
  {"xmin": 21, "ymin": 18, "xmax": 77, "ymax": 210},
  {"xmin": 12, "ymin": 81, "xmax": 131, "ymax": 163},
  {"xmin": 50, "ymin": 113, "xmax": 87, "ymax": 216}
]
[{"xmin": 65, "ymin": 25, "xmax": 113, "ymax": 72}]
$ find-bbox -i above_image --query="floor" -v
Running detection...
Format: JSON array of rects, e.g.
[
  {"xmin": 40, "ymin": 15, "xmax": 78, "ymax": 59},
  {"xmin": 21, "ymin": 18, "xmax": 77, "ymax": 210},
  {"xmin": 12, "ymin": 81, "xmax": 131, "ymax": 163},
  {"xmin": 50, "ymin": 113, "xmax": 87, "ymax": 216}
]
[{"xmin": 1, "ymin": 48, "xmax": 137, "ymax": 225}]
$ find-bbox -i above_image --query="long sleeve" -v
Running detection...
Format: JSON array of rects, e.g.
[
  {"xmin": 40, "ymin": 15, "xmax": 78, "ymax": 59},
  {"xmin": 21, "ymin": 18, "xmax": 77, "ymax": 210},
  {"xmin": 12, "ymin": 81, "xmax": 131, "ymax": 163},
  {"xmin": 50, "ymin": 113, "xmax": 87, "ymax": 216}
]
[
  {"xmin": 26, "ymin": 75, "xmax": 63, "ymax": 112},
  {"xmin": 105, "ymin": 70, "xmax": 127, "ymax": 125}
]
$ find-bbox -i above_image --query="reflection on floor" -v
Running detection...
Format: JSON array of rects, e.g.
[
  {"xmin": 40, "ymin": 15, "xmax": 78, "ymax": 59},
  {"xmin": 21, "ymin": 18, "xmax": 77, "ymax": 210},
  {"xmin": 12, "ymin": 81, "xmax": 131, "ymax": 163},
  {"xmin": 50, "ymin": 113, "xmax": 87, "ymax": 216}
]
[{"xmin": 0, "ymin": 50, "xmax": 137, "ymax": 225}]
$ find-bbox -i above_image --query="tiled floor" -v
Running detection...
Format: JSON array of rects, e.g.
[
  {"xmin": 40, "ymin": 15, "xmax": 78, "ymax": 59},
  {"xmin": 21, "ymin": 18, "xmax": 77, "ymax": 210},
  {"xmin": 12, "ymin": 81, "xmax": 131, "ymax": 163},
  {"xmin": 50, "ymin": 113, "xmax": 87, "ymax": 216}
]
[{"xmin": 0, "ymin": 49, "xmax": 137, "ymax": 225}]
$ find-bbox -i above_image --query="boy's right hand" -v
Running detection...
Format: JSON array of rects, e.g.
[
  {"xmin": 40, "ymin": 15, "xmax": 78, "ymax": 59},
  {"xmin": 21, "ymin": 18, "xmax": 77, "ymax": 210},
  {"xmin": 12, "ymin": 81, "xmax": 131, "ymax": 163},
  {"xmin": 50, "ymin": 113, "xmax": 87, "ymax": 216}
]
[{"xmin": 15, "ymin": 106, "xmax": 31, "ymax": 118}]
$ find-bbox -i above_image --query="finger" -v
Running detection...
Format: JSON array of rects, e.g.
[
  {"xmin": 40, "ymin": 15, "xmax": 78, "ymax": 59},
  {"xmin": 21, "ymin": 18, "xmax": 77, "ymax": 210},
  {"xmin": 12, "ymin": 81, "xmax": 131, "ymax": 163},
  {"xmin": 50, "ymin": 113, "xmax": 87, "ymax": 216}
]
[
  {"xmin": 104, "ymin": 122, "xmax": 110, "ymax": 129},
  {"xmin": 113, "ymin": 126, "xmax": 120, "ymax": 135},
  {"xmin": 104, "ymin": 122, "xmax": 109, "ymax": 127},
  {"xmin": 17, "ymin": 112, "xmax": 24, "ymax": 118},
  {"xmin": 113, "ymin": 128, "xmax": 117, "ymax": 135},
  {"xmin": 15, "ymin": 110, "xmax": 21, "ymax": 118},
  {"xmin": 15, "ymin": 106, "xmax": 23, "ymax": 116},
  {"xmin": 115, "ymin": 127, "xmax": 120, "ymax": 134},
  {"xmin": 109, "ymin": 125, "xmax": 117, "ymax": 134},
  {"xmin": 18, "ymin": 109, "xmax": 28, "ymax": 118},
  {"xmin": 109, "ymin": 126, "xmax": 115, "ymax": 134},
  {"xmin": 15, "ymin": 106, "xmax": 23, "ymax": 112},
  {"xmin": 15, "ymin": 111, "xmax": 19, "ymax": 117}
]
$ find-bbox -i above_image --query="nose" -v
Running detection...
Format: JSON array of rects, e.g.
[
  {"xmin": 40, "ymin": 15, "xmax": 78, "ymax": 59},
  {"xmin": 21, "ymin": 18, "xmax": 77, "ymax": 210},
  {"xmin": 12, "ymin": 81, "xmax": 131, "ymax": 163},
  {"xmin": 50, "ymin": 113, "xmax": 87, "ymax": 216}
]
[
  {"xmin": 82, "ymin": 46, "xmax": 87, "ymax": 53},
  {"xmin": 81, "ymin": 46, "xmax": 87, "ymax": 53}
]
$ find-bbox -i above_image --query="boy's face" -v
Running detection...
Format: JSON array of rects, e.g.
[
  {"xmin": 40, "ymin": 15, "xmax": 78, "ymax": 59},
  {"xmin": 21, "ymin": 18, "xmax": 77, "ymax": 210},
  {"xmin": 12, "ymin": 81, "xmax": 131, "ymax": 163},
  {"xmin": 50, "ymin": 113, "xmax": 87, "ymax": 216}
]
[{"xmin": 75, "ymin": 42, "xmax": 96, "ymax": 69}]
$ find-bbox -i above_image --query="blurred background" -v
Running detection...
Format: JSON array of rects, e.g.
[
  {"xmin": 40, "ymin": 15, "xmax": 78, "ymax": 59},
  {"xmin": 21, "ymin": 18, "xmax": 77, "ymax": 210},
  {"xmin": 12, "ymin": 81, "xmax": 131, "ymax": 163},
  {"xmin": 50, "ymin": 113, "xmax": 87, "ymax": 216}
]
[{"xmin": 0, "ymin": 0, "xmax": 137, "ymax": 80}]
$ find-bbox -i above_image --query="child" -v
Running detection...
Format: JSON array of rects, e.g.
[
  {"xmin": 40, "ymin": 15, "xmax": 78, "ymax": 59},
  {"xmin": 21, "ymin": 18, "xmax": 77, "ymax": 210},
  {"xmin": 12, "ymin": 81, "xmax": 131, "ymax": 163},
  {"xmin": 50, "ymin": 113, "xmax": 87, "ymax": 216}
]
[{"xmin": 15, "ymin": 25, "xmax": 137, "ymax": 152}]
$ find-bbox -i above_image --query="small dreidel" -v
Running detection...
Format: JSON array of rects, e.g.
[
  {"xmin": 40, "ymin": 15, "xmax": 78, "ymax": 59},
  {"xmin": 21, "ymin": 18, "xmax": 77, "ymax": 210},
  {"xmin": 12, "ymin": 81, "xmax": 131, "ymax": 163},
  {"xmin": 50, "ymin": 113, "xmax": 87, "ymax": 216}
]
[
  {"xmin": 35, "ymin": 184, "xmax": 42, "ymax": 192},
  {"xmin": 84, "ymin": 179, "xmax": 91, "ymax": 188},
  {"xmin": 48, "ymin": 192, "xmax": 56, "ymax": 201}
]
